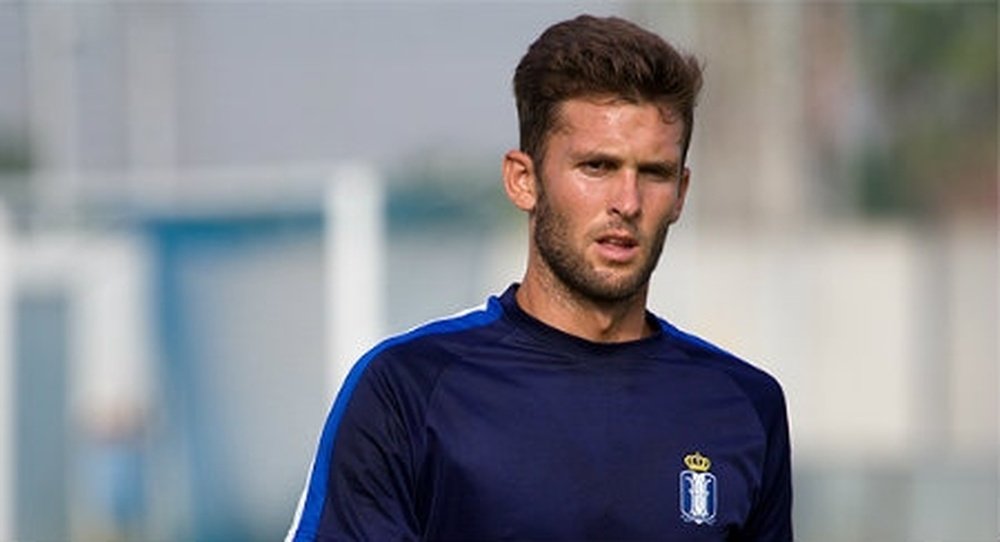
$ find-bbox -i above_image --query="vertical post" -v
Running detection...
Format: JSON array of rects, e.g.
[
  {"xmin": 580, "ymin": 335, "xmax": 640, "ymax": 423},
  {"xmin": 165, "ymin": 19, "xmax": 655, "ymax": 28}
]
[
  {"xmin": 324, "ymin": 164, "xmax": 384, "ymax": 395},
  {"xmin": 755, "ymin": 2, "xmax": 806, "ymax": 228},
  {"xmin": 70, "ymin": 234, "xmax": 153, "ymax": 539},
  {"xmin": 0, "ymin": 203, "xmax": 14, "ymax": 542}
]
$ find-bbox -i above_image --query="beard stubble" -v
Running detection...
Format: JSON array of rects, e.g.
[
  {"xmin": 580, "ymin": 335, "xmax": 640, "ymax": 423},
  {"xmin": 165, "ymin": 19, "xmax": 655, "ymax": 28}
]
[{"xmin": 532, "ymin": 179, "xmax": 671, "ymax": 305}]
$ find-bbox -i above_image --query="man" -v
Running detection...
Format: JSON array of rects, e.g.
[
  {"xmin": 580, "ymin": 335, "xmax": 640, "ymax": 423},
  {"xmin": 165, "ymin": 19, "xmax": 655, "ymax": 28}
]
[{"xmin": 288, "ymin": 14, "xmax": 792, "ymax": 541}]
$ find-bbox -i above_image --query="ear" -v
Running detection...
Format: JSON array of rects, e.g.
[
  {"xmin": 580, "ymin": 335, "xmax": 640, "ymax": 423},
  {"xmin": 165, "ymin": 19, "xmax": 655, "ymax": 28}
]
[
  {"xmin": 502, "ymin": 150, "xmax": 538, "ymax": 212},
  {"xmin": 670, "ymin": 167, "xmax": 691, "ymax": 223}
]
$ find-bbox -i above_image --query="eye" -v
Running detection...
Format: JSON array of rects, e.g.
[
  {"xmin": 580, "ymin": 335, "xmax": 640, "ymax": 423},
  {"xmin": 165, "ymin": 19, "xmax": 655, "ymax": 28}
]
[
  {"xmin": 580, "ymin": 159, "xmax": 614, "ymax": 176},
  {"xmin": 640, "ymin": 165, "xmax": 678, "ymax": 182}
]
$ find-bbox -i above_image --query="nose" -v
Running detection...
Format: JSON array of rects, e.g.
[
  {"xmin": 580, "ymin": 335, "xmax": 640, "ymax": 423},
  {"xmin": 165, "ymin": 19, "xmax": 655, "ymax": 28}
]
[{"xmin": 609, "ymin": 169, "xmax": 641, "ymax": 219}]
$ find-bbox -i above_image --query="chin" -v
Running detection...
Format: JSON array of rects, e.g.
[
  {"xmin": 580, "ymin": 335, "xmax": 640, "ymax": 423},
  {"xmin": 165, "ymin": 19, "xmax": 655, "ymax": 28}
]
[{"xmin": 571, "ymin": 271, "xmax": 649, "ymax": 304}]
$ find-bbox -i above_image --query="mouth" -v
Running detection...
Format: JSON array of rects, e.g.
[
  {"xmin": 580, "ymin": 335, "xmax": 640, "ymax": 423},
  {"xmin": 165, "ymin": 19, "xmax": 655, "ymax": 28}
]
[
  {"xmin": 595, "ymin": 232, "xmax": 639, "ymax": 262},
  {"xmin": 597, "ymin": 234, "xmax": 638, "ymax": 248}
]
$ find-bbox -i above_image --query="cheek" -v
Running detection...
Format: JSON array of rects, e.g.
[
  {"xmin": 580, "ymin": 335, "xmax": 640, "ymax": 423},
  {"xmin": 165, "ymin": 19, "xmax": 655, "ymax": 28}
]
[
  {"xmin": 543, "ymin": 182, "xmax": 598, "ymax": 225},
  {"xmin": 572, "ymin": 176, "xmax": 607, "ymax": 199},
  {"xmin": 642, "ymin": 190, "xmax": 684, "ymax": 228},
  {"xmin": 665, "ymin": 198, "xmax": 683, "ymax": 222}
]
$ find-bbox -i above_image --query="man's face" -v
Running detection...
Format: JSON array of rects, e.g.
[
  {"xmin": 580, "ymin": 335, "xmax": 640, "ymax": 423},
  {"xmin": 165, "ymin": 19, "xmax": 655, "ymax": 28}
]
[{"xmin": 531, "ymin": 96, "xmax": 689, "ymax": 304}]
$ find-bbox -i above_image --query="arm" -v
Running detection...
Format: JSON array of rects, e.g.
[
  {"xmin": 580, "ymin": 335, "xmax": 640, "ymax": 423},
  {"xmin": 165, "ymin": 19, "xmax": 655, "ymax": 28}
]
[
  {"xmin": 740, "ymin": 385, "xmax": 793, "ymax": 541},
  {"xmin": 287, "ymin": 355, "xmax": 421, "ymax": 542}
]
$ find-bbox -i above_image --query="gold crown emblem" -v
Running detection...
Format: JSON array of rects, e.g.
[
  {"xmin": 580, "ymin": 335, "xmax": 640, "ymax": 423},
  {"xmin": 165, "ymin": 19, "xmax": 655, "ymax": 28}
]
[{"xmin": 684, "ymin": 452, "xmax": 712, "ymax": 472}]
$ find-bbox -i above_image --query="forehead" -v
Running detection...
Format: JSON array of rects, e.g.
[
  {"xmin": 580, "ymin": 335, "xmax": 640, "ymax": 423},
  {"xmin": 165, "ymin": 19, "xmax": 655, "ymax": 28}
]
[
  {"xmin": 558, "ymin": 95, "xmax": 680, "ymax": 123},
  {"xmin": 548, "ymin": 96, "xmax": 685, "ymax": 156}
]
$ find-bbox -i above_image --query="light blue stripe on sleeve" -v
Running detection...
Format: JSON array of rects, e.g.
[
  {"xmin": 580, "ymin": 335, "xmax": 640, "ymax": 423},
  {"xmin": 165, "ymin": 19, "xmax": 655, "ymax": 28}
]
[{"xmin": 287, "ymin": 297, "xmax": 504, "ymax": 541}]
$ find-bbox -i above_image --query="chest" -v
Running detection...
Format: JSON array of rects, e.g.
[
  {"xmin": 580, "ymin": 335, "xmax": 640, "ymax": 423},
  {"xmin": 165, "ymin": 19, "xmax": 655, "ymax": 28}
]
[{"xmin": 417, "ymin": 361, "xmax": 766, "ymax": 541}]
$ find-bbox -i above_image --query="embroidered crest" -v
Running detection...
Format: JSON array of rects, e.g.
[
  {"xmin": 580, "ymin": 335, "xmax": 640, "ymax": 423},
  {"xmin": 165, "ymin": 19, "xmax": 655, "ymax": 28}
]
[{"xmin": 680, "ymin": 452, "xmax": 717, "ymax": 525}]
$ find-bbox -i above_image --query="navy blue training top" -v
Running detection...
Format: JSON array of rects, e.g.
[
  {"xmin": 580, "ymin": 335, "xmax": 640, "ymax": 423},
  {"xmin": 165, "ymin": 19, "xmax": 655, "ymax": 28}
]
[{"xmin": 288, "ymin": 285, "xmax": 792, "ymax": 541}]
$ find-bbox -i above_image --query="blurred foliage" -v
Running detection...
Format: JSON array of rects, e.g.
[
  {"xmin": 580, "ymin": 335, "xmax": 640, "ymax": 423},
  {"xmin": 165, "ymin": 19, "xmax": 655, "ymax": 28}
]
[
  {"xmin": 0, "ymin": 137, "xmax": 30, "ymax": 172},
  {"xmin": 387, "ymin": 180, "xmax": 501, "ymax": 233},
  {"xmin": 855, "ymin": 2, "xmax": 997, "ymax": 219},
  {"xmin": 385, "ymin": 158, "xmax": 513, "ymax": 234},
  {"xmin": 0, "ymin": 136, "xmax": 32, "ymax": 211}
]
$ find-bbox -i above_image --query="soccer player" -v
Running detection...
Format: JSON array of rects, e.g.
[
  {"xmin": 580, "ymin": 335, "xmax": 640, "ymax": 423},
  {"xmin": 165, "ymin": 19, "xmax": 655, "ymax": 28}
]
[{"xmin": 288, "ymin": 14, "xmax": 792, "ymax": 541}]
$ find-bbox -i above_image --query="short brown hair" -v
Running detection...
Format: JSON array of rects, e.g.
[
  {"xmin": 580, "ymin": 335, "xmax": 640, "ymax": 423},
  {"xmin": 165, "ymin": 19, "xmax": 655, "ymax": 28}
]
[{"xmin": 514, "ymin": 15, "xmax": 703, "ymax": 166}]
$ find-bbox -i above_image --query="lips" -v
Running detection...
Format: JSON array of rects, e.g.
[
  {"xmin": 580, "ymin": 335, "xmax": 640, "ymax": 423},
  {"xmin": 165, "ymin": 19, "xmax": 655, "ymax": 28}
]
[
  {"xmin": 595, "ymin": 232, "xmax": 639, "ymax": 262},
  {"xmin": 598, "ymin": 234, "xmax": 637, "ymax": 248}
]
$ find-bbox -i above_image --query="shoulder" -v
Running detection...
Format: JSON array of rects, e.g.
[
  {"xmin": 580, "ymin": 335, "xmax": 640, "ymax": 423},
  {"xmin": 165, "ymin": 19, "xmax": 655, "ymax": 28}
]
[
  {"xmin": 655, "ymin": 317, "xmax": 788, "ymax": 425},
  {"xmin": 327, "ymin": 297, "xmax": 509, "ymax": 437},
  {"xmin": 352, "ymin": 296, "xmax": 508, "ymax": 384}
]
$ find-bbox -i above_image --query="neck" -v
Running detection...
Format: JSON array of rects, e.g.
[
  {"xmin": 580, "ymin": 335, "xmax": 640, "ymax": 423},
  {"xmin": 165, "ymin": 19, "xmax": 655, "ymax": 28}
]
[{"xmin": 515, "ymin": 265, "xmax": 652, "ymax": 343}]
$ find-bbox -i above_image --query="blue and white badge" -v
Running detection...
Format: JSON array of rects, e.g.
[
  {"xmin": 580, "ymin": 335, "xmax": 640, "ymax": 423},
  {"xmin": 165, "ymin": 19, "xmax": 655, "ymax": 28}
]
[{"xmin": 680, "ymin": 452, "xmax": 717, "ymax": 525}]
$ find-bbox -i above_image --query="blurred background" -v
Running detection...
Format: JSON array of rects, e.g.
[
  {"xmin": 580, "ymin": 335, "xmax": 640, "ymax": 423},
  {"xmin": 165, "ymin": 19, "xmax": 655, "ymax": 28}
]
[{"xmin": 0, "ymin": 1, "xmax": 995, "ymax": 541}]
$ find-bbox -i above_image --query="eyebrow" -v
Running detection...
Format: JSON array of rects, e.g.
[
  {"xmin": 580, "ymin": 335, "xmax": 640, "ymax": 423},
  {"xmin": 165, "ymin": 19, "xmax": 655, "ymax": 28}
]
[
  {"xmin": 638, "ymin": 161, "xmax": 680, "ymax": 178},
  {"xmin": 572, "ymin": 150, "xmax": 680, "ymax": 176},
  {"xmin": 572, "ymin": 151, "xmax": 622, "ymax": 165}
]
